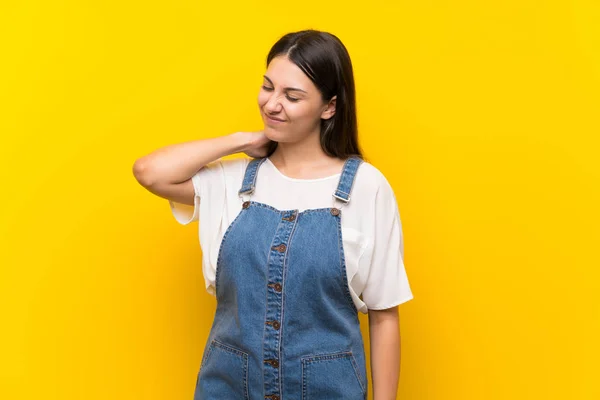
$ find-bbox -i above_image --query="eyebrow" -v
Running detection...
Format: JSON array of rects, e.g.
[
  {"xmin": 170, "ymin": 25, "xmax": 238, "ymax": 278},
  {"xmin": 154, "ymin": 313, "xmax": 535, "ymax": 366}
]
[{"xmin": 263, "ymin": 75, "xmax": 308, "ymax": 94}]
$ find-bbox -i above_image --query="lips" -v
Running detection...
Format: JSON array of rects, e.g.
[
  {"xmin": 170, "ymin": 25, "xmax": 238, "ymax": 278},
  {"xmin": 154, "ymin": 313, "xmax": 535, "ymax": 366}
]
[{"xmin": 266, "ymin": 114, "xmax": 285, "ymax": 122}]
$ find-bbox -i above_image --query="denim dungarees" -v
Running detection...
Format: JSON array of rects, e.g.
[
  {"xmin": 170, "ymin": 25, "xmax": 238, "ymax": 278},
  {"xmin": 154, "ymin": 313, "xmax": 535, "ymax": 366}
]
[{"xmin": 195, "ymin": 156, "xmax": 368, "ymax": 400}]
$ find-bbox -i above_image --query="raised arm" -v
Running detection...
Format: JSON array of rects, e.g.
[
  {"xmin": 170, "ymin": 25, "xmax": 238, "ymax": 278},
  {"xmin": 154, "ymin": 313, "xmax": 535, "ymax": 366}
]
[{"xmin": 132, "ymin": 131, "xmax": 270, "ymax": 205}]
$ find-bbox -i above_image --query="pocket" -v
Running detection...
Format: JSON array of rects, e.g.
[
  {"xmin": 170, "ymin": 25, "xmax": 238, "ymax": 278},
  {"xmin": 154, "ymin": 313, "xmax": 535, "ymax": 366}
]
[
  {"xmin": 302, "ymin": 351, "xmax": 366, "ymax": 400},
  {"xmin": 195, "ymin": 339, "xmax": 249, "ymax": 400}
]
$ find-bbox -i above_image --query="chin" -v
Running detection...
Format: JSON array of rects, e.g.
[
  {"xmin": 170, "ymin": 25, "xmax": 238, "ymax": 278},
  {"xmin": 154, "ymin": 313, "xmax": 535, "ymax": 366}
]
[{"xmin": 263, "ymin": 126, "xmax": 284, "ymax": 140}]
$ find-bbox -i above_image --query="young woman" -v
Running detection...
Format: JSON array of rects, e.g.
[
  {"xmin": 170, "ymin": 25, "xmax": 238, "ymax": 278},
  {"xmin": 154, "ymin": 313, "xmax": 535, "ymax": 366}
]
[{"xmin": 133, "ymin": 29, "xmax": 413, "ymax": 400}]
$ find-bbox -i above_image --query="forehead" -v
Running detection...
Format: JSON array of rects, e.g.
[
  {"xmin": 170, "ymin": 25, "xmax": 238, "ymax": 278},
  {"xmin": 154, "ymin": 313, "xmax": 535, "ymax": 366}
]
[{"xmin": 264, "ymin": 56, "xmax": 315, "ymax": 92}]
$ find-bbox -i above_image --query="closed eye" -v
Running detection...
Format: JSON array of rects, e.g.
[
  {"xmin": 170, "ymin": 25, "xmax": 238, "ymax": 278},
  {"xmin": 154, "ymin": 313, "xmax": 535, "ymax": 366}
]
[{"xmin": 261, "ymin": 85, "xmax": 300, "ymax": 102}]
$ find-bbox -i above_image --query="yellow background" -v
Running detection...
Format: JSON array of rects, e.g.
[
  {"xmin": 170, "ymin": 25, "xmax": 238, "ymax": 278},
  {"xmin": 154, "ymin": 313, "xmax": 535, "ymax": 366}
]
[{"xmin": 1, "ymin": 1, "xmax": 599, "ymax": 399}]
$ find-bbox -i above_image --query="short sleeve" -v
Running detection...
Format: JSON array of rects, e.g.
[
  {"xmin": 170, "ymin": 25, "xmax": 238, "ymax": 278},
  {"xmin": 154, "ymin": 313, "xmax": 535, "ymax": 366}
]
[
  {"xmin": 169, "ymin": 172, "xmax": 203, "ymax": 225},
  {"xmin": 360, "ymin": 176, "xmax": 414, "ymax": 309},
  {"xmin": 168, "ymin": 159, "xmax": 229, "ymax": 226}
]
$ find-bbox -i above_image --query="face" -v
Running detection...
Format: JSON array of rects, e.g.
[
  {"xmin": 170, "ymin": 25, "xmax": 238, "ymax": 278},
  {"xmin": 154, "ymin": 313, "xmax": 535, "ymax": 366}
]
[{"xmin": 257, "ymin": 55, "xmax": 336, "ymax": 143}]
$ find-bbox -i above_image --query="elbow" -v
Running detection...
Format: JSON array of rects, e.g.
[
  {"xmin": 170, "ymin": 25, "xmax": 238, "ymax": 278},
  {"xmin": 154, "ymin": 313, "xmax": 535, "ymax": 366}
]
[{"xmin": 132, "ymin": 157, "xmax": 156, "ymax": 188}]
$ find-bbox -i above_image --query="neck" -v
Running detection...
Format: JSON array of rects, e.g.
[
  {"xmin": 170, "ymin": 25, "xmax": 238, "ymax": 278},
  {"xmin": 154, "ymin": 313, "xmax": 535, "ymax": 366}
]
[
  {"xmin": 270, "ymin": 129, "xmax": 330, "ymax": 167},
  {"xmin": 268, "ymin": 128, "xmax": 347, "ymax": 179}
]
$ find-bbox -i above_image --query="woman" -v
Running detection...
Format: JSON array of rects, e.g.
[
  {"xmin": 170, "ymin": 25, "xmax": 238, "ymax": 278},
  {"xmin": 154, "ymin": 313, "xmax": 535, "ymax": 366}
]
[{"xmin": 133, "ymin": 29, "xmax": 413, "ymax": 400}]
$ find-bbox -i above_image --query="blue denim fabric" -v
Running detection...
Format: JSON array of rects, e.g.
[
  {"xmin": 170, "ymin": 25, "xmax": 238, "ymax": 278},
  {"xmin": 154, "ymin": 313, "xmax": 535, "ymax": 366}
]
[{"xmin": 195, "ymin": 156, "xmax": 368, "ymax": 400}]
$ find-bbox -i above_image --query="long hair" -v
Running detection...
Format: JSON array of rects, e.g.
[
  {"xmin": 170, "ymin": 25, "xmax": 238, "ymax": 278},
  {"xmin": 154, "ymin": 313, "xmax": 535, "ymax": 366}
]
[{"xmin": 264, "ymin": 30, "xmax": 363, "ymax": 159}]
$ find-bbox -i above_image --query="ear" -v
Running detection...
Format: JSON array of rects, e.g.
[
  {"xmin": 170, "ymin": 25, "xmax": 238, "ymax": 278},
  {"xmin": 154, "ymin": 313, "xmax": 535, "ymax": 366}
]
[{"xmin": 320, "ymin": 95, "xmax": 336, "ymax": 120}]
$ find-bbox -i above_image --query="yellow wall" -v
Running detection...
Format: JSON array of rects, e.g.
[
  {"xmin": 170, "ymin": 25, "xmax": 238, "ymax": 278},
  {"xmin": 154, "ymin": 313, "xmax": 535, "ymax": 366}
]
[{"xmin": 1, "ymin": 1, "xmax": 598, "ymax": 399}]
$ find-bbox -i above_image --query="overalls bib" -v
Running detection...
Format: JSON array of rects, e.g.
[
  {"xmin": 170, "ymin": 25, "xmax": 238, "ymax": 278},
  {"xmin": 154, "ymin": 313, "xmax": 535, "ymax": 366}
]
[{"xmin": 195, "ymin": 156, "xmax": 368, "ymax": 400}]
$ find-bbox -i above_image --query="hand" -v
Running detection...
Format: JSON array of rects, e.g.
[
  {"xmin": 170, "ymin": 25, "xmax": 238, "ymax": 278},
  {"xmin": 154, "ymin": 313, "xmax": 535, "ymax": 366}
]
[{"xmin": 238, "ymin": 130, "xmax": 273, "ymax": 158}]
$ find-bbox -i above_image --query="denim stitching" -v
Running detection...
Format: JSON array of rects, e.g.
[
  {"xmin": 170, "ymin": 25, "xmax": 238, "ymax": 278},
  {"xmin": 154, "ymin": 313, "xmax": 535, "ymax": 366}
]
[
  {"xmin": 210, "ymin": 339, "xmax": 250, "ymax": 400},
  {"xmin": 212, "ymin": 339, "xmax": 249, "ymax": 356},
  {"xmin": 274, "ymin": 229, "xmax": 290, "ymax": 395},
  {"xmin": 333, "ymin": 157, "xmax": 353, "ymax": 198},
  {"xmin": 279, "ymin": 212, "xmax": 300, "ymax": 396},
  {"xmin": 214, "ymin": 202, "xmax": 248, "ymax": 296},
  {"xmin": 239, "ymin": 157, "xmax": 268, "ymax": 196},
  {"xmin": 261, "ymin": 215, "xmax": 279, "ymax": 400},
  {"xmin": 345, "ymin": 158, "xmax": 362, "ymax": 201},
  {"xmin": 333, "ymin": 157, "xmax": 363, "ymax": 202},
  {"xmin": 333, "ymin": 157, "xmax": 358, "ymax": 200},
  {"xmin": 248, "ymin": 200, "xmax": 334, "ymax": 216},
  {"xmin": 301, "ymin": 358, "xmax": 307, "ymax": 400},
  {"xmin": 243, "ymin": 350, "xmax": 249, "ymax": 400},
  {"xmin": 248, "ymin": 157, "xmax": 267, "ymax": 193},
  {"xmin": 238, "ymin": 157, "xmax": 260, "ymax": 195},
  {"xmin": 349, "ymin": 352, "xmax": 366, "ymax": 395},
  {"xmin": 301, "ymin": 350, "xmax": 352, "ymax": 362},
  {"xmin": 301, "ymin": 351, "xmax": 364, "ymax": 399},
  {"xmin": 200, "ymin": 342, "xmax": 214, "ymax": 368}
]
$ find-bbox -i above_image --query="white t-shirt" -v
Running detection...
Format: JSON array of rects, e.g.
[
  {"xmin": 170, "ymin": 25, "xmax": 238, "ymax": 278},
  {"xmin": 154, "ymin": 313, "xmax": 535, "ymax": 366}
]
[{"xmin": 169, "ymin": 156, "xmax": 413, "ymax": 314}]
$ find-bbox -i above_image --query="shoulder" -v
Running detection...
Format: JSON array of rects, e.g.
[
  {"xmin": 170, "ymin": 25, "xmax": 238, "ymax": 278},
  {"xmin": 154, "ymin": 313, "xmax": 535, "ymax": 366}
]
[
  {"xmin": 355, "ymin": 160, "xmax": 395, "ymax": 195},
  {"xmin": 193, "ymin": 157, "xmax": 252, "ymax": 194},
  {"xmin": 211, "ymin": 155, "xmax": 252, "ymax": 169},
  {"xmin": 202, "ymin": 156, "xmax": 252, "ymax": 176}
]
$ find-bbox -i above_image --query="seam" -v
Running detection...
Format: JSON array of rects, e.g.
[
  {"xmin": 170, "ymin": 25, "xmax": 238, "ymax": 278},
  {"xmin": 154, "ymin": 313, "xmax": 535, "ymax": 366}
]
[
  {"xmin": 238, "ymin": 157, "xmax": 259, "ymax": 195},
  {"xmin": 244, "ymin": 349, "xmax": 249, "ymax": 400},
  {"xmin": 349, "ymin": 352, "xmax": 367, "ymax": 395},
  {"xmin": 279, "ymin": 212, "xmax": 300, "ymax": 396},
  {"xmin": 209, "ymin": 339, "xmax": 250, "ymax": 400},
  {"xmin": 301, "ymin": 350, "xmax": 352, "ymax": 362},
  {"xmin": 301, "ymin": 351, "xmax": 365, "ymax": 398},
  {"xmin": 345, "ymin": 159, "xmax": 363, "ymax": 201},
  {"xmin": 333, "ymin": 157, "xmax": 363, "ymax": 204},
  {"xmin": 211, "ymin": 339, "xmax": 249, "ymax": 357},
  {"xmin": 302, "ymin": 358, "xmax": 307, "ymax": 400},
  {"xmin": 214, "ymin": 203, "xmax": 246, "ymax": 297},
  {"xmin": 239, "ymin": 157, "xmax": 267, "ymax": 195},
  {"xmin": 200, "ymin": 342, "xmax": 214, "ymax": 368},
  {"xmin": 249, "ymin": 200, "xmax": 334, "ymax": 216},
  {"xmin": 261, "ymin": 214, "xmax": 279, "ymax": 400}
]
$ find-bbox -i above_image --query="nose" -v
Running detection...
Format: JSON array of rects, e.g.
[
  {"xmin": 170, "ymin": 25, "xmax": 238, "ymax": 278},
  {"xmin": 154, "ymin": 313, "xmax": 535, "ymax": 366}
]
[{"xmin": 264, "ymin": 93, "xmax": 282, "ymax": 114}]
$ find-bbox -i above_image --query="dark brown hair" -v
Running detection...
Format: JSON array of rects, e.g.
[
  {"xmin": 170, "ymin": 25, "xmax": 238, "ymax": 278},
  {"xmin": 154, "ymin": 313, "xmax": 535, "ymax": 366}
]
[{"xmin": 264, "ymin": 30, "xmax": 363, "ymax": 159}]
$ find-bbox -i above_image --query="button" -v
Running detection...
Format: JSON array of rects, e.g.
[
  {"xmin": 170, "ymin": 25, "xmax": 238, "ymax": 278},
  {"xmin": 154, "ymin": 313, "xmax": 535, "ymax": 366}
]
[
  {"xmin": 265, "ymin": 359, "xmax": 279, "ymax": 367},
  {"xmin": 282, "ymin": 213, "xmax": 296, "ymax": 222},
  {"xmin": 268, "ymin": 282, "xmax": 282, "ymax": 292},
  {"xmin": 272, "ymin": 244, "xmax": 286, "ymax": 252},
  {"xmin": 266, "ymin": 320, "xmax": 280, "ymax": 330},
  {"xmin": 330, "ymin": 207, "xmax": 340, "ymax": 216},
  {"xmin": 242, "ymin": 201, "xmax": 250, "ymax": 209},
  {"xmin": 265, "ymin": 395, "xmax": 280, "ymax": 400}
]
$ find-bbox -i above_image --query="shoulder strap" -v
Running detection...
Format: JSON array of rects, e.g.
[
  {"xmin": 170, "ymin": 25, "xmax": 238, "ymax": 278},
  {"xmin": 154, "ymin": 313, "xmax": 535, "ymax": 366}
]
[
  {"xmin": 238, "ymin": 157, "xmax": 267, "ymax": 197},
  {"xmin": 332, "ymin": 156, "xmax": 363, "ymax": 203}
]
